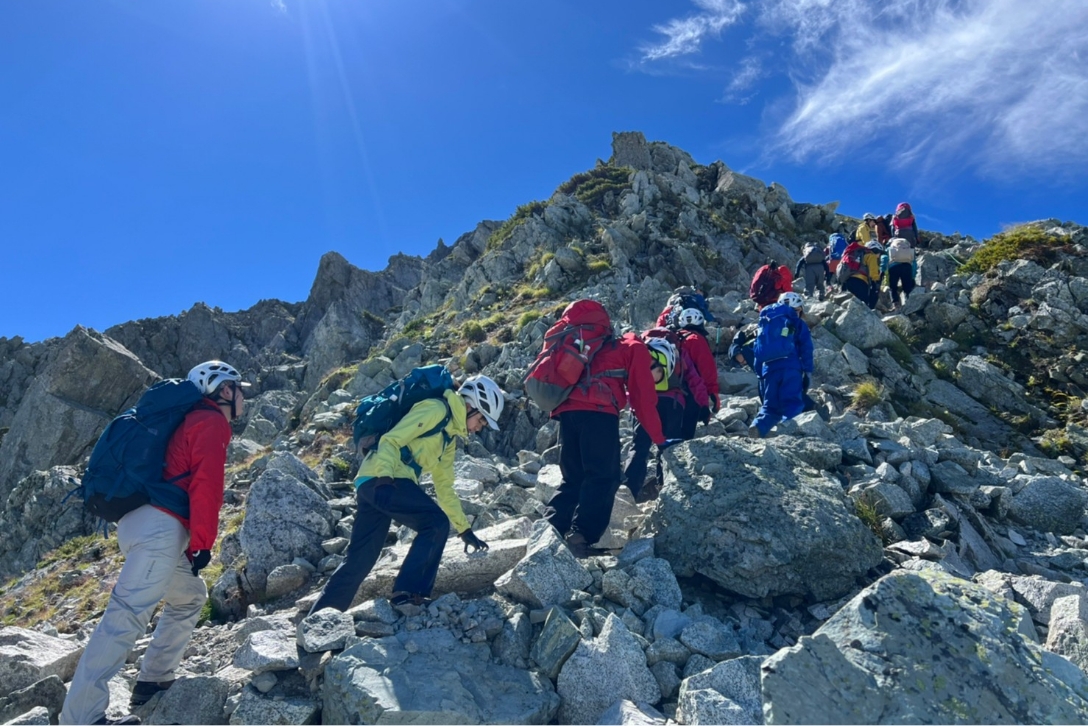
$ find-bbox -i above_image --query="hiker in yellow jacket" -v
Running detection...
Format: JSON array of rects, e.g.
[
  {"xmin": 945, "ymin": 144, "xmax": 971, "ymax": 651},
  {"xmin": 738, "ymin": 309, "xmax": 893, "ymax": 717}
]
[{"xmin": 310, "ymin": 376, "xmax": 505, "ymax": 613}]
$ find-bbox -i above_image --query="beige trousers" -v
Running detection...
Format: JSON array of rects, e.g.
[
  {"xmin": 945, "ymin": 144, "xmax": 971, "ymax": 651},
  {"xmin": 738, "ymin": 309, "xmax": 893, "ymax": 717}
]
[{"xmin": 60, "ymin": 505, "xmax": 207, "ymax": 724}]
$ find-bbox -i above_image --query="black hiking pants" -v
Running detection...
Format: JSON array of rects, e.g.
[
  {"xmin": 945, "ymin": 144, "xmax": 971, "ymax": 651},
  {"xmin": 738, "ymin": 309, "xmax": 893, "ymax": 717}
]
[
  {"xmin": 843, "ymin": 277, "xmax": 873, "ymax": 309},
  {"xmin": 310, "ymin": 476, "xmax": 449, "ymax": 613},
  {"xmin": 624, "ymin": 396, "xmax": 684, "ymax": 497},
  {"xmin": 546, "ymin": 410, "xmax": 621, "ymax": 546},
  {"xmin": 888, "ymin": 262, "xmax": 915, "ymax": 306}
]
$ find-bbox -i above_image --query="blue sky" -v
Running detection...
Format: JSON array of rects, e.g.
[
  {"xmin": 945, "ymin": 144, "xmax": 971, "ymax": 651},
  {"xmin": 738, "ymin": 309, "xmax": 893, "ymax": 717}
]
[{"xmin": 3, "ymin": 0, "xmax": 1086, "ymax": 343}]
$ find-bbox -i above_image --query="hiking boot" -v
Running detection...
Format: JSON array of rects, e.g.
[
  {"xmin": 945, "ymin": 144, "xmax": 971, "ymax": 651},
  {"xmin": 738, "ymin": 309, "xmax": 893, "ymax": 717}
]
[
  {"xmin": 390, "ymin": 591, "xmax": 431, "ymax": 616},
  {"xmin": 565, "ymin": 532, "xmax": 591, "ymax": 559},
  {"xmin": 129, "ymin": 680, "xmax": 175, "ymax": 707},
  {"xmin": 93, "ymin": 715, "xmax": 141, "ymax": 725}
]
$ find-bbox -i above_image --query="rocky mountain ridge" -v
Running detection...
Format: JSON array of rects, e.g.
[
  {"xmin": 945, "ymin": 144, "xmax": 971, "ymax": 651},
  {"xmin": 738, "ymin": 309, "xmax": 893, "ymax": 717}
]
[{"xmin": 2, "ymin": 131, "xmax": 1088, "ymax": 724}]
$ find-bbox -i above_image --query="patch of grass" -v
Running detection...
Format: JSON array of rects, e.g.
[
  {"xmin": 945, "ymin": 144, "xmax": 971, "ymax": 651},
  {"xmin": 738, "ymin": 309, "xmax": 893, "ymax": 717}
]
[
  {"xmin": 488, "ymin": 200, "xmax": 549, "ymax": 251},
  {"xmin": 586, "ymin": 257, "xmax": 612, "ymax": 274},
  {"xmin": 960, "ymin": 224, "xmax": 1073, "ymax": 275},
  {"xmin": 319, "ymin": 364, "xmax": 359, "ymax": 391},
  {"xmin": 514, "ymin": 284, "xmax": 553, "ymax": 301},
  {"xmin": 361, "ymin": 310, "xmax": 385, "ymax": 326},
  {"xmin": 0, "ymin": 536, "xmax": 123, "ymax": 628},
  {"xmin": 462, "ymin": 321, "xmax": 486, "ymax": 343},
  {"xmin": 851, "ymin": 380, "xmax": 885, "ymax": 411},
  {"xmin": 555, "ymin": 166, "xmax": 633, "ymax": 212},
  {"xmin": 882, "ymin": 337, "xmax": 916, "ymax": 372},
  {"xmin": 223, "ymin": 511, "xmax": 246, "ymax": 535},
  {"xmin": 196, "ymin": 561, "xmax": 226, "ymax": 625},
  {"xmin": 517, "ymin": 310, "xmax": 542, "ymax": 331},
  {"xmin": 854, "ymin": 493, "xmax": 887, "ymax": 544},
  {"xmin": 1039, "ymin": 429, "xmax": 1074, "ymax": 458},
  {"xmin": 38, "ymin": 535, "xmax": 117, "ymax": 567},
  {"xmin": 327, "ymin": 456, "xmax": 353, "ymax": 479}
]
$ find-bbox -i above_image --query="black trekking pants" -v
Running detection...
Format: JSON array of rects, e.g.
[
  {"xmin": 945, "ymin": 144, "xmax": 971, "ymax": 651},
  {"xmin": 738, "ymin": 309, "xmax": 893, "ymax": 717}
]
[
  {"xmin": 888, "ymin": 263, "xmax": 915, "ymax": 306},
  {"xmin": 624, "ymin": 396, "xmax": 684, "ymax": 497},
  {"xmin": 843, "ymin": 277, "xmax": 873, "ymax": 308},
  {"xmin": 309, "ymin": 477, "xmax": 449, "ymax": 613},
  {"xmin": 546, "ymin": 410, "xmax": 621, "ymax": 546}
]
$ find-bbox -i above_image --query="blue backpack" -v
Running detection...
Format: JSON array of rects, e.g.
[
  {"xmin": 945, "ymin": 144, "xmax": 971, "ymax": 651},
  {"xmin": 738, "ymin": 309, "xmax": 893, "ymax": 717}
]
[
  {"xmin": 828, "ymin": 234, "xmax": 848, "ymax": 260},
  {"xmin": 666, "ymin": 287, "xmax": 715, "ymax": 324},
  {"xmin": 353, "ymin": 365, "xmax": 457, "ymax": 454},
  {"xmin": 75, "ymin": 379, "xmax": 203, "ymax": 522},
  {"xmin": 753, "ymin": 303, "xmax": 800, "ymax": 367}
]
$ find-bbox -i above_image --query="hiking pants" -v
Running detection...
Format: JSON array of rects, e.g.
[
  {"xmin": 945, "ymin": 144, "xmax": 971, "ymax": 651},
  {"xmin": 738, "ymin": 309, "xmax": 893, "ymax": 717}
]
[
  {"xmin": 752, "ymin": 363, "xmax": 805, "ymax": 437},
  {"xmin": 546, "ymin": 410, "xmax": 621, "ymax": 546},
  {"xmin": 843, "ymin": 277, "xmax": 872, "ymax": 308},
  {"xmin": 888, "ymin": 262, "xmax": 915, "ymax": 306},
  {"xmin": 310, "ymin": 477, "xmax": 449, "ymax": 613},
  {"xmin": 61, "ymin": 506, "xmax": 205, "ymax": 725},
  {"xmin": 624, "ymin": 396, "xmax": 684, "ymax": 497},
  {"xmin": 680, "ymin": 391, "xmax": 711, "ymax": 440},
  {"xmin": 802, "ymin": 263, "xmax": 825, "ymax": 300}
]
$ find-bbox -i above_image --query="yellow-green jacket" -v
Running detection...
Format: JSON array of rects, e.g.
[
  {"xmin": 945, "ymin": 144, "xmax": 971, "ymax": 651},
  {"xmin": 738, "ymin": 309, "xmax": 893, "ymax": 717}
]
[
  {"xmin": 852, "ymin": 251, "xmax": 882, "ymax": 284},
  {"xmin": 356, "ymin": 389, "xmax": 471, "ymax": 533}
]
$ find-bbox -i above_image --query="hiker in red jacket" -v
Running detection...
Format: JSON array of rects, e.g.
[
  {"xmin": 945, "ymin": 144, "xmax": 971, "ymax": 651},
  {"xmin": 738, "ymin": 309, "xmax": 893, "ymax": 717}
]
[
  {"xmin": 62, "ymin": 361, "xmax": 247, "ymax": 726},
  {"xmin": 750, "ymin": 261, "xmax": 793, "ymax": 309},
  {"xmin": 672, "ymin": 308, "xmax": 721, "ymax": 439},
  {"xmin": 545, "ymin": 328, "xmax": 665, "ymax": 558}
]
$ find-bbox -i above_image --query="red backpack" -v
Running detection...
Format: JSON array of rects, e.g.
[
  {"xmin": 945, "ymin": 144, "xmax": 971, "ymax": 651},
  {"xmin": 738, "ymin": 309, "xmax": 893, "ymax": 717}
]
[
  {"xmin": 749, "ymin": 267, "xmax": 779, "ymax": 306},
  {"xmin": 523, "ymin": 299, "xmax": 616, "ymax": 413}
]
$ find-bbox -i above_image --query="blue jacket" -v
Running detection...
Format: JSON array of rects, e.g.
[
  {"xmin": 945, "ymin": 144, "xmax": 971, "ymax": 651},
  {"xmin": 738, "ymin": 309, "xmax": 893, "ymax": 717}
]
[{"xmin": 753, "ymin": 304, "xmax": 814, "ymax": 375}]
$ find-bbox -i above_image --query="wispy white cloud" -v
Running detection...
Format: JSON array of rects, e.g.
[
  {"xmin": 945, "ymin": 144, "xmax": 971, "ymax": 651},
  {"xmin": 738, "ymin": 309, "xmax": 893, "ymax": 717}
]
[
  {"xmin": 642, "ymin": 0, "xmax": 1088, "ymax": 180},
  {"xmin": 640, "ymin": 0, "xmax": 745, "ymax": 62},
  {"xmin": 721, "ymin": 56, "xmax": 763, "ymax": 103},
  {"xmin": 270, "ymin": 0, "xmax": 287, "ymax": 13}
]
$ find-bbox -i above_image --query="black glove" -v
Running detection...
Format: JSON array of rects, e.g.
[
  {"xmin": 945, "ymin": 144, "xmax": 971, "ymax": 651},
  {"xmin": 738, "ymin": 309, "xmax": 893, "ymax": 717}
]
[
  {"xmin": 710, "ymin": 396, "xmax": 721, "ymax": 414},
  {"xmin": 187, "ymin": 549, "xmax": 211, "ymax": 577},
  {"xmin": 700, "ymin": 406, "xmax": 711, "ymax": 425},
  {"xmin": 802, "ymin": 373, "xmax": 811, "ymax": 391},
  {"xmin": 459, "ymin": 529, "xmax": 489, "ymax": 554}
]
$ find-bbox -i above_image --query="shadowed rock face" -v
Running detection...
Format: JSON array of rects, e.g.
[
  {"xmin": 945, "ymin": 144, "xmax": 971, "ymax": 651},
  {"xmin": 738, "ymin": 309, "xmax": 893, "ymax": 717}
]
[
  {"xmin": 645, "ymin": 437, "xmax": 884, "ymax": 602},
  {"xmin": 763, "ymin": 569, "xmax": 1088, "ymax": 725},
  {"xmin": 0, "ymin": 326, "xmax": 156, "ymax": 502}
]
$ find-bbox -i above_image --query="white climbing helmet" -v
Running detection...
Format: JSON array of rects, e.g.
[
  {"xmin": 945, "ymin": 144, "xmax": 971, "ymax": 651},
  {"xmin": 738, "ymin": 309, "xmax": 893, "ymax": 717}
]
[
  {"xmin": 645, "ymin": 338, "xmax": 678, "ymax": 381},
  {"xmin": 676, "ymin": 308, "xmax": 705, "ymax": 327},
  {"xmin": 778, "ymin": 292, "xmax": 804, "ymax": 310},
  {"xmin": 187, "ymin": 360, "xmax": 249, "ymax": 396},
  {"xmin": 459, "ymin": 375, "xmax": 504, "ymax": 430}
]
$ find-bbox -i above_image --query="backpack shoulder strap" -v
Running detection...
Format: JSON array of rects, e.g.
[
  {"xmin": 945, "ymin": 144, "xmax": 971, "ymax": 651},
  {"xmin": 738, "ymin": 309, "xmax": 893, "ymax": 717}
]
[{"xmin": 399, "ymin": 398, "xmax": 454, "ymax": 477}]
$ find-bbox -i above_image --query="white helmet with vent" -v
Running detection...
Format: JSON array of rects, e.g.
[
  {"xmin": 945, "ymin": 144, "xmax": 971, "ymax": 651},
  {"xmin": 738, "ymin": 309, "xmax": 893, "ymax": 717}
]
[
  {"xmin": 187, "ymin": 360, "xmax": 249, "ymax": 396},
  {"xmin": 676, "ymin": 308, "xmax": 705, "ymax": 327},
  {"xmin": 459, "ymin": 375, "xmax": 505, "ymax": 430}
]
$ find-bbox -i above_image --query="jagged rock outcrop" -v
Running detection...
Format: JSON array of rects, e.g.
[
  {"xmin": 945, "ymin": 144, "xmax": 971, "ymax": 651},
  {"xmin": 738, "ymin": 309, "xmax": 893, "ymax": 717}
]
[
  {"xmin": 0, "ymin": 327, "xmax": 156, "ymax": 501},
  {"xmin": 645, "ymin": 437, "xmax": 883, "ymax": 601},
  {"xmin": 0, "ymin": 466, "xmax": 94, "ymax": 581},
  {"xmin": 236, "ymin": 467, "xmax": 337, "ymax": 598},
  {"xmin": 762, "ymin": 569, "xmax": 1088, "ymax": 724}
]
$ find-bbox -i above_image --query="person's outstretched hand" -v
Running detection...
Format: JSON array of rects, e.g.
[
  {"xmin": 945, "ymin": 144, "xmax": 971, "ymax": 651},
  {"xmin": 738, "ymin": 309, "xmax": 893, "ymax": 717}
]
[{"xmin": 459, "ymin": 529, "xmax": 489, "ymax": 554}]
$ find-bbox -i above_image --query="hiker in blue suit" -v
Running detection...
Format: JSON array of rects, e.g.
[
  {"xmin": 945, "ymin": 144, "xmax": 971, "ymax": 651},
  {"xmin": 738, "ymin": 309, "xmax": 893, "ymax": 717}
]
[{"xmin": 749, "ymin": 292, "xmax": 814, "ymax": 438}]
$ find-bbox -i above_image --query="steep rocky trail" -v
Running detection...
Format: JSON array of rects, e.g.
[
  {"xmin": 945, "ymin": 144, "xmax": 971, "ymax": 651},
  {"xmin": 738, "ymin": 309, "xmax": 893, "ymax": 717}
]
[{"xmin": 2, "ymin": 132, "xmax": 1088, "ymax": 724}]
